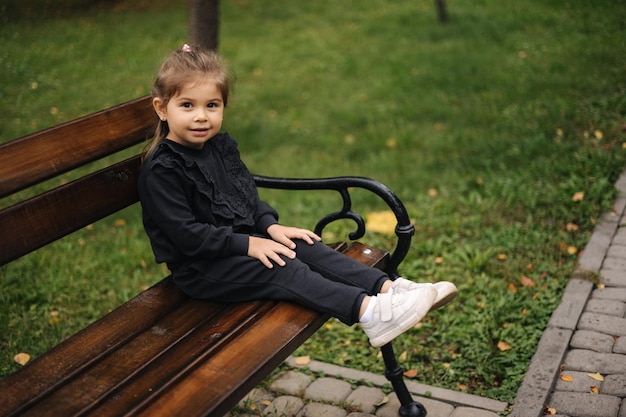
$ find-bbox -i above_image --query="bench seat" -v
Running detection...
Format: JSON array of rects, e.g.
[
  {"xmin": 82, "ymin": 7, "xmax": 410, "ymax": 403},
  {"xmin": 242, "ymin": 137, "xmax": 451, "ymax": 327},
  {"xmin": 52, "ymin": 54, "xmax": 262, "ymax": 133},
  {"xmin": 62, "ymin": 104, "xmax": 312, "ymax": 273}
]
[{"xmin": 0, "ymin": 242, "xmax": 387, "ymax": 417}]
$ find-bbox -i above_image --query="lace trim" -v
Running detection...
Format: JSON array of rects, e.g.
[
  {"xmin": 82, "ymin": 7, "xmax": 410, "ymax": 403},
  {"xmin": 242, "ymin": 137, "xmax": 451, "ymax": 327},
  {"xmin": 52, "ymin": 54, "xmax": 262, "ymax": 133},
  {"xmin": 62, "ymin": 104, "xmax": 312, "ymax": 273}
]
[{"xmin": 150, "ymin": 134, "xmax": 258, "ymax": 227}]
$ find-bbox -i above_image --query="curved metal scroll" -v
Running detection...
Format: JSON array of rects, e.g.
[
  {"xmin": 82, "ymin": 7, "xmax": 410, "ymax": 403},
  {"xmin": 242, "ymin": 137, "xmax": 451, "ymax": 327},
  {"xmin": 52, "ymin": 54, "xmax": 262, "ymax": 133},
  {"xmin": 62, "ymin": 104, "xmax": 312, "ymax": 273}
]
[{"xmin": 252, "ymin": 175, "xmax": 415, "ymax": 277}]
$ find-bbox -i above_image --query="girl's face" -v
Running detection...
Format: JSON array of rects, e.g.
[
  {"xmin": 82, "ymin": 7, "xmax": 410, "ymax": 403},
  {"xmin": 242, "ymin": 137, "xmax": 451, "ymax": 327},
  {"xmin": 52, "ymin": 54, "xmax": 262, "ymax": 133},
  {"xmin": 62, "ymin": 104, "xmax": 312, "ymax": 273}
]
[{"xmin": 153, "ymin": 80, "xmax": 224, "ymax": 149}]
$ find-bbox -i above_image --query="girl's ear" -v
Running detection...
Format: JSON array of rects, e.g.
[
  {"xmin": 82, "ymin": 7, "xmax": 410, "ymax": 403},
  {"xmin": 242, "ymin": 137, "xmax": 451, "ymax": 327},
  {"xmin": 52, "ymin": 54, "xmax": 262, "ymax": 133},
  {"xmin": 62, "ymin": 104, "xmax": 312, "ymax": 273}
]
[{"xmin": 152, "ymin": 97, "xmax": 167, "ymax": 121}]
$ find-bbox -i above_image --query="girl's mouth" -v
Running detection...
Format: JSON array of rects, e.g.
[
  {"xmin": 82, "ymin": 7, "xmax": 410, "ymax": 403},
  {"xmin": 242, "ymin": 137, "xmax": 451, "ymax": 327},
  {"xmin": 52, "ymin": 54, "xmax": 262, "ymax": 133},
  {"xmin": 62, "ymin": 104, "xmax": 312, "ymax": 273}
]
[{"xmin": 191, "ymin": 128, "xmax": 209, "ymax": 136}]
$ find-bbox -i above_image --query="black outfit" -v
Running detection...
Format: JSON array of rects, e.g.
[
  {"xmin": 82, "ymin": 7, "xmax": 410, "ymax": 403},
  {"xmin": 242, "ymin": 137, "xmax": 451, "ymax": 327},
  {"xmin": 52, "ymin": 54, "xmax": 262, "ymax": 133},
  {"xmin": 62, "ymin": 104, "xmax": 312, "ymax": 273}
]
[{"xmin": 138, "ymin": 134, "xmax": 387, "ymax": 324}]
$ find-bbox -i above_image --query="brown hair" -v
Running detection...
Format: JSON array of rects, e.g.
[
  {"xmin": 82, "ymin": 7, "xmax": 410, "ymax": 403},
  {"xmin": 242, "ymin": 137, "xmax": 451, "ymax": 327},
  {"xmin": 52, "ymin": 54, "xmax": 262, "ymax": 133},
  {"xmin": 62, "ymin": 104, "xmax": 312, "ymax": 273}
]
[{"xmin": 144, "ymin": 45, "xmax": 233, "ymax": 159}]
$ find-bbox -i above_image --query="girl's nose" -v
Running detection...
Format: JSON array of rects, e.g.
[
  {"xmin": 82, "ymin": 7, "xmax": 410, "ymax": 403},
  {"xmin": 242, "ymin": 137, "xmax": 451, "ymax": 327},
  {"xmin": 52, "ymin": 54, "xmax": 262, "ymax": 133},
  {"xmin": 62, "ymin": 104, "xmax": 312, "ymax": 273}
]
[{"xmin": 194, "ymin": 110, "xmax": 208, "ymax": 122}]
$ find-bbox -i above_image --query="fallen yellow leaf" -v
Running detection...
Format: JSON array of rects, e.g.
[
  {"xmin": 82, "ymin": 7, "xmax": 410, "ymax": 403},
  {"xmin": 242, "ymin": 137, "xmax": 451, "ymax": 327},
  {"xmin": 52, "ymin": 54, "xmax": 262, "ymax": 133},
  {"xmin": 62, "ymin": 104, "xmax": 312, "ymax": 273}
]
[
  {"xmin": 399, "ymin": 351, "xmax": 408, "ymax": 361},
  {"xmin": 566, "ymin": 222, "xmax": 579, "ymax": 231},
  {"xmin": 435, "ymin": 256, "xmax": 444, "ymax": 265},
  {"xmin": 365, "ymin": 211, "xmax": 397, "ymax": 234},
  {"xmin": 375, "ymin": 396, "xmax": 389, "ymax": 407},
  {"xmin": 114, "ymin": 218, "xmax": 126, "ymax": 227},
  {"xmin": 497, "ymin": 341, "xmax": 512, "ymax": 351},
  {"xmin": 567, "ymin": 246, "xmax": 578, "ymax": 256},
  {"xmin": 545, "ymin": 406, "xmax": 557, "ymax": 415},
  {"xmin": 294, "ymin": 355, "xmax": 310, "ymax": 366},
  {"xmin": 560, "ymin": 375, "xmax": 574, "ymax": 382},
  {"xmin": 520, "ymin": 276, "xmax": 535, "ymax": 288},
  {"xmin": 587, "ymin": 372, "xmax": 604, "ymax": 381},
  {"xmin": 403, "ymin": 368, "xmax": 419, "ymax": 378},
  {"xmin": 594, "ymin": 130, "xmax": 603, "ymax": 140},
  {"xmin": 590, "ymin": 386, "xmax": 599, "ymax": 394},
  {"xmin": 14, "ymin": 352, "xmax": 30, "ymax": 366},
  {"xmin": 572, "ymin": 191, "xmax": 585, "ymax": 202},
  {"xmin": 428, "ymin": 188, "xmax": 439, "ymax": 198},
  {"xmin": 497, "ymin": 253, "xmax": 507, "ymax": 260}
]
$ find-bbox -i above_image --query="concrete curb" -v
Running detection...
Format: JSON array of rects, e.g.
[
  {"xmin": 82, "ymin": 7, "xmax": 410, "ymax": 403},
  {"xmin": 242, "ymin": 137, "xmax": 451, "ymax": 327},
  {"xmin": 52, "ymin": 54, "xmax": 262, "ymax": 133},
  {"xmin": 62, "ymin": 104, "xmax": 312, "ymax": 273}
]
[{"xmin": 509, "ymin": 170, "xmax": 626, "ymax": 417}]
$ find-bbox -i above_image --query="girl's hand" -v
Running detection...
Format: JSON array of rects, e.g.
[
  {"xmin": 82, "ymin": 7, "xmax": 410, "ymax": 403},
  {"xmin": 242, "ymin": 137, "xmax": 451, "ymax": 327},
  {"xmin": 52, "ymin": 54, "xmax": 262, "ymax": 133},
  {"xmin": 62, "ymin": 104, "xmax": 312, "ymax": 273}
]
[
  {"xmin": 247, "ymin": 236, "xmax": 296, "ymax": 269},
  {"xmin": 266, "ymin": 224, "xmax": 322, "ymax": 249}
]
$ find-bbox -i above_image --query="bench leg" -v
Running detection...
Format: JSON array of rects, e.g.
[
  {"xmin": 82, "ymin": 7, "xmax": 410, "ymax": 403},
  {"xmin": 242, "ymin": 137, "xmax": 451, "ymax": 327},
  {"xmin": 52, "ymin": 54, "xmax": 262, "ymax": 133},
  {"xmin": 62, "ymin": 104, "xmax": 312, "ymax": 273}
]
[{"xmin": 381, "ymin": 343, "xmax": 428, "ymax": 417}]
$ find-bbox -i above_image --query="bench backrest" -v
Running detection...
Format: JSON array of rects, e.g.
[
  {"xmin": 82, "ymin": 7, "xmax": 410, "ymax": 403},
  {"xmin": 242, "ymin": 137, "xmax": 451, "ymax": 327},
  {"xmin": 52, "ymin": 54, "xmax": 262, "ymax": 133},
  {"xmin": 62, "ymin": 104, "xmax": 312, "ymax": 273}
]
[{"xmin": 0, "ymin": 96, "xmax": 156, "ymax": 266}]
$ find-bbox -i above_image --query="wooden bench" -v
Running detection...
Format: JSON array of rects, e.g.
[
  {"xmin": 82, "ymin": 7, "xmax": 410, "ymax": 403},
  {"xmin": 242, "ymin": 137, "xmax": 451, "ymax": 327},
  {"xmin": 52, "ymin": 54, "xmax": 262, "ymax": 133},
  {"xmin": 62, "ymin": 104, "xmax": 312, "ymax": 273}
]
[{"xmin": 0, "ymin": 96, "xmax": 426, "ymax": 417}]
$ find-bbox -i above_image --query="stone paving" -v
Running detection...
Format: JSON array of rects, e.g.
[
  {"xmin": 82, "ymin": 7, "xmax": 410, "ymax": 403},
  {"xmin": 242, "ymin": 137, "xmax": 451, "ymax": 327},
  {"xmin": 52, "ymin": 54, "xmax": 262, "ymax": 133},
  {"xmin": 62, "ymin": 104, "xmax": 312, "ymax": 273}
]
[
  {"xmin": 225, "ymin": 171, "xmax": 626, "ymax": 417},
  {"xmin": 225, "ymin": 357, "xmax": 508, "ymax": 417}
]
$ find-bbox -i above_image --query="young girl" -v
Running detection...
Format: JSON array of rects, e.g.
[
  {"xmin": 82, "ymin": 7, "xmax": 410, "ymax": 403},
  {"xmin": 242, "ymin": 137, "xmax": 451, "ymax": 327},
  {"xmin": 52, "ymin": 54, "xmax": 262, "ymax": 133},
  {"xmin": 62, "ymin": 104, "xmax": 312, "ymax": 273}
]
[{"xmin": 138, "ymin": 44, "xmax": 457, "ymax": 348}]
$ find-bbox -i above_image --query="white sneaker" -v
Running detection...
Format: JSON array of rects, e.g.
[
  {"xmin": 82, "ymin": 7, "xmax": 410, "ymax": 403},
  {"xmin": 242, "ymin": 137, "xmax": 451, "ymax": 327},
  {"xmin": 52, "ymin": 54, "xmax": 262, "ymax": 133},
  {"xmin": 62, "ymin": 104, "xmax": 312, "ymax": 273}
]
[
  {"xmin": 391, "ymin": 278, "xmax": 457, "ymax": 311},
  {"xmin": 361, "ymin": 285, "xmax": 437, "ymax": 348}
]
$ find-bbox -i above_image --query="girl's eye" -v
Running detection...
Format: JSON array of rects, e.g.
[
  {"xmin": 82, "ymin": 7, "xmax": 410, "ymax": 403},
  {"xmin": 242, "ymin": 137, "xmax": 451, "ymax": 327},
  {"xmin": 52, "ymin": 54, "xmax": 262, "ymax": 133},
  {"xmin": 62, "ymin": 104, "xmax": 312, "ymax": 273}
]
[
  {"xmin": 207, "ymin": 102, "xmax": 218, "ymax": 108},
  {"xmin": 182, "ymin": 102, "xmax": 193, "ymax": 108}
]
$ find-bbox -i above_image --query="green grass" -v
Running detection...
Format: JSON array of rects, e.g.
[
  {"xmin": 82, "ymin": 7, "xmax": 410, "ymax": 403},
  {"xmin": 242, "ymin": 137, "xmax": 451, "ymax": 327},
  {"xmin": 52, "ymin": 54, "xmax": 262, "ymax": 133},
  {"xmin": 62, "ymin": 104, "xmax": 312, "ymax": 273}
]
[{"xmin": 1, "ymin": 0, "xmax": 625, "ymax": 407}]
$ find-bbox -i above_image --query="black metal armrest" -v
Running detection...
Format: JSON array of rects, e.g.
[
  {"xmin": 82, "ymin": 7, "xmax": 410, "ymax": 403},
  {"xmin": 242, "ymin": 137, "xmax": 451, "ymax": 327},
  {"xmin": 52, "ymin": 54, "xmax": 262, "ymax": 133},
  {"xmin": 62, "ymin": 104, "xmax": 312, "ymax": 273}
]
[{"xmin": 253, "ymin": 174, "xmax": 415, "ymax": 278}]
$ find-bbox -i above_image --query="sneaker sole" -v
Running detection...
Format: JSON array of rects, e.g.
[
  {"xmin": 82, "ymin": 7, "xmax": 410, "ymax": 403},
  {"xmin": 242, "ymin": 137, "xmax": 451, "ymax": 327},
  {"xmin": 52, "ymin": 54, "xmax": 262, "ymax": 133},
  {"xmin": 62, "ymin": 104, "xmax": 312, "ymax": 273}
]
[
  {"xmin": 368, "ymin": 287, "xmax": 437, "ymax": 348},
  {"xmin": 430, "ymin": 282, "xmax": 458, "ymax": 311}
]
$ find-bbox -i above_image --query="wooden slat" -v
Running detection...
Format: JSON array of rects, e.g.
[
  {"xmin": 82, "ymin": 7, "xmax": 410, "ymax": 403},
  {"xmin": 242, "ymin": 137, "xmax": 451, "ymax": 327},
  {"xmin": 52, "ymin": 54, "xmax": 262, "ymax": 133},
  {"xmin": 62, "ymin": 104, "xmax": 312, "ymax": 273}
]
[
  {"xmin": 0, "ymin": 278, "xmax": 186, "ymax": 416},
  {"xmin": 137, "ymin": 302, "xmax": 327, "ymax": 417},
  {"xmin": 85, "ymin": 302, "xmax": 278, "ymax": 417},
  {"xmin": 0, "ymin": 156, "xmax": 141, "ymax": 266},
  {"xmin": 0, "ymin": 96, "xmax": 154, "ymax": 198},
  {"xmin": 19, "ymin": 301, "xmax": 272, "ymax": 417}
]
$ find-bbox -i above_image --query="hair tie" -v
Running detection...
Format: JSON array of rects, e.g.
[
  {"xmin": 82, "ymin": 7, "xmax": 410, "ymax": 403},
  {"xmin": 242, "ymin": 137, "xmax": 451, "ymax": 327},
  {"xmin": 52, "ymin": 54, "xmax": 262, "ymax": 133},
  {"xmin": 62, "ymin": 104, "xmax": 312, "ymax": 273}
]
[{"xmin": 182, "ymin": 44, "xmax": 192, "ymax": 52}]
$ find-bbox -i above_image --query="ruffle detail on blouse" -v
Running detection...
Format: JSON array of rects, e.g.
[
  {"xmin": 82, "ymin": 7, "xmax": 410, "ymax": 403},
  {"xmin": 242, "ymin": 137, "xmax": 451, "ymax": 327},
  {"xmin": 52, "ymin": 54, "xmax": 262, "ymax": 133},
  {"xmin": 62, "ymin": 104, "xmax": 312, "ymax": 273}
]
[{"xmin": 149, "ymin": 134, "xmax": 259, "ymax": 228}]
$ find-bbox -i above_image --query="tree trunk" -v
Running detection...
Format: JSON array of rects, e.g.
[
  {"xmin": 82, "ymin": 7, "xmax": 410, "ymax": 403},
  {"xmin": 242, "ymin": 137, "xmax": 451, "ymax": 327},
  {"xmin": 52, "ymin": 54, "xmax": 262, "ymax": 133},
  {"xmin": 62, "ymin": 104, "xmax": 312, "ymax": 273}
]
[
  {"xmin": 435, "ymin": 0, "xmax": 448, "ymax": 23},
  {"xmin": 189, "ymin": 0, "xmax": 220, "ymax": 50}
]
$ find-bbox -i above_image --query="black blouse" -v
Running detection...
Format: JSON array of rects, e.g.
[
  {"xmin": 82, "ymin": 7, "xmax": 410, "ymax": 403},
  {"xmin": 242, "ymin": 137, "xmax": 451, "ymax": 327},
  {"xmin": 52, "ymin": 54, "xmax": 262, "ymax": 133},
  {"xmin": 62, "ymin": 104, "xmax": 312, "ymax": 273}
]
[{"xmin": 137, "ymin": 133, "xmax": 278, "ymax": 271}]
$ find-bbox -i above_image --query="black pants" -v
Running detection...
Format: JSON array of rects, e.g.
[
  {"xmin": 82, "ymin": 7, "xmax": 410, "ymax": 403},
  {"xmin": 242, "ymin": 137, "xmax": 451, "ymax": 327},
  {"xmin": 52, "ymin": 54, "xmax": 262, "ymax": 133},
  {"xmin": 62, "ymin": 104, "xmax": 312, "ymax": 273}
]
[{"xmin": 172, "ymin": 240, "xmax": 389, "ymax": 325}]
